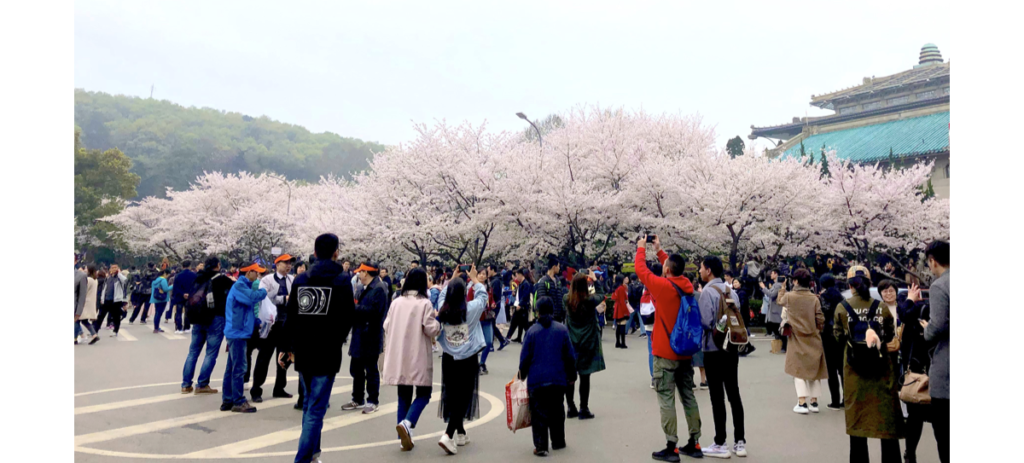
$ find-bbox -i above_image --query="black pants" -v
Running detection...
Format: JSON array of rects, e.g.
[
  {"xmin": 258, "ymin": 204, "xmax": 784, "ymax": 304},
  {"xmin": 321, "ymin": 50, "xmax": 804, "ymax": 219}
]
[
  {"xmin": 507, "ymin": 310, "xmax": 529, "ymax": 341},
  {"xmin": 565, "ymin": 373, "xmax": 591, "ymax": 411},
  {"xmin": 130, "ymin": 298, "xmax": 151, "ymax": 323},
  {"xmin": 94, "ymin": 301, "xmax": 122, "ymax": 334},
  {"xmin": 249, "ymin": 325, "xmax": 289, "ymax": 398},
  {"xmin": 704, "ymin": 350, "xmax": 745, "ymax": 446},
  {"xmin": 932, "ymin": 398, "xmax": 950, "ymax": 463},
  {"xmin": 441, "ymin": 352, "xmax": 478, "ymax": 438},
  {"xmin": 849, "ymin": 436, "xmax": 901, "ymax": 463},
  {"xmin": 615, "ymin": 323, "xmax": 627, "ymax": 347},
  {"xmin": 350, "ymin": 354, "xmax": 380, "ymax": 405},
  {"xmin": 530, "ymin": 386, "xmax": 566, "ymax": 452},
  {"xmin": 173, "ymin": 303, "xmax": 191, "ymax": 331},
  {"xmin": 904, "ymin": 403, "xmax": 933, "ymax": 460},
  {"xmin": 822, "ymin": 330, "xmax": 845, "ymax": 405}
]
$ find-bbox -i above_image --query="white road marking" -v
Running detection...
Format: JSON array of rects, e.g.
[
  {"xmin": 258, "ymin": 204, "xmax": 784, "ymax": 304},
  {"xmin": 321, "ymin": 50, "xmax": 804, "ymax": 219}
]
[
  {"xmin": 160, "ymin": 331, "xmax": 186, "ymax": 340},
  {"xmin": 74, "ymin": 376, "xmax": 350, "ymax": 397},
  {"xmin": 74, "ymin": 385, "xmax": 354, "ymax": 447},
  {"xmin": 72, "ymin": 389, "xmax": 503, "ymax": 459},
  {"xmin": 116, "ymin": 329, "xmax": 138, "ymax": 341},
  {"xmin": 75, "ymin": 392, "xmax": 195, "ymax": 415}
]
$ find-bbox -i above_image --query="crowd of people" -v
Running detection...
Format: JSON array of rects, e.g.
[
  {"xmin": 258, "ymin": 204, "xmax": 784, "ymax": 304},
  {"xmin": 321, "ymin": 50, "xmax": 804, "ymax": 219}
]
[{"xmin": 74, "ymin": 236, "xmax": 950, "ymax": 463}]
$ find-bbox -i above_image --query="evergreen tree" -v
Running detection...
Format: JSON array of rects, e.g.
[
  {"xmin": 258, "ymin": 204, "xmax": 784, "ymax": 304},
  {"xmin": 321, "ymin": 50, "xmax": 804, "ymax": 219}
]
[
  {"xmin": 819, "ymin": 147, "xmax": 831, "ymax": 179},
  {"xmin": 726, "ymin": 136, "xmax": 745, "ymax": 159}
]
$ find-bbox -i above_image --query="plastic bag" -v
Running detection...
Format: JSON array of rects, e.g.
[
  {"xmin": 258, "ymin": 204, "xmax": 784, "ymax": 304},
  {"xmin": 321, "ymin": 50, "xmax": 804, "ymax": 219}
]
[{"xmin": 505, "ymin": 373, "xmax": 531, "ymax": 432}]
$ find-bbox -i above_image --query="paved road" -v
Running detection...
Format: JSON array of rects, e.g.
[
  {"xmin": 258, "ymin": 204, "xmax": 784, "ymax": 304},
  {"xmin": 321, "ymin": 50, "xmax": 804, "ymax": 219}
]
[{"xmin": 75, "ymin": 322, "xmax": 939, "ymax": 462}]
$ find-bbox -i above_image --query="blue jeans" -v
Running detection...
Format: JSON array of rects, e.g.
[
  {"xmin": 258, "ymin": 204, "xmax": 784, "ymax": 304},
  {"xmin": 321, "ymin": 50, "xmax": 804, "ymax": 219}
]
[
  {"xmin": 182, "ymin": 316, "xmax": 225, "ymax": 388},
  {"xmin": 480, "ymin": 320, "xmax": 494, "ymax": 365},
  {"xmin": 222, "ymin": 338, "xmax": 248, "ymax": 405},
  {"xmin": 295, "ymin": 373, "xmax": 335, "ymax": 463},
  {"xmin": 646, "ymin": 328, "xmax": 654, "ymax": 377},
  {"xmin": 152, "ymin": 301, "xmax": 168, "ymax": 331},
  {"xmin": 629, "ymin": 310, "xmax": 643, "ymax": 332},
  {"xmin": 75, "ymin": 320, "xmax": 81, "ymax": 339},
  {"xmin": 173, "ymin": 302, "xmax": 191, "ymax": 331},
  {"xmin": 397, "ymin": 385, "xmax": 432, "ymax": 427}
]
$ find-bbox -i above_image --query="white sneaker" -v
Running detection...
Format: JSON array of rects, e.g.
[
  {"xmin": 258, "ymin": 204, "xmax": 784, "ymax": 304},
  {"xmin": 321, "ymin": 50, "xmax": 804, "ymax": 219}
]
[
  {"xmin": 704, "ymin": 443, "xmax": 732, "ymax": 458},
  {"xmin": 397, "ymin": 420, "xmax": 415, "ymax": 451},
  {"xmin": 438, "ymin": 434, "xmax": 457, "ymax": 455},
  {"xmin": 184, "ymin": 328, "xmax": 191, "ymax": 333},
  {"xmin": 793, "ymin": 403, "xmax": 809, "ymax": 415},
  {"xmin": 732, "ymin": 440, "xmax": 747, "ymax": 457},
  {"xmin": 175, "ymin": 330, "xmax": 182, "ymax": 334},
  {"xmin": 808, "ymin": 402, "xmax": 819, "ymax": 413},
  {"xmin": 456, "ymin": 432, "xmax": 470, "ymax": 446}
]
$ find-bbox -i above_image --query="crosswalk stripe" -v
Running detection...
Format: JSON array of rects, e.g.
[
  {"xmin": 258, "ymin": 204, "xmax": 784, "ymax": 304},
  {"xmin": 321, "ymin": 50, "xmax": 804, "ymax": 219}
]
[
  {"xmin": 116, "ymin": 330, "xmax": 138, "ymax": 341},
  {"xmin": 75, "ymin": 392, "xmax": 193, "ymax": 415},
  {"xmin": 159, "ymin": 331, "xmax": 186, "ymax": 340},
  {"xmin": 73, "ymin": 385, "xmax": 353, "ymax": 447},
  {"xmin": 184, "ymin": 397, "xmax": 435, "ymax": 457}
]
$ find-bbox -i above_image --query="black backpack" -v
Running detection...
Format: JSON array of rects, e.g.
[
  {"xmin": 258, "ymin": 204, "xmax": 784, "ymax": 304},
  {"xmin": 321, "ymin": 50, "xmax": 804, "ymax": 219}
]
[
  {"xmin": 141, "ymin": 270, "xmax": 157, "ymax": 295},
  {"xmin": 842, "ymin": 299, "xmax": 889, "ymax": 377},
  {"xmin": 627, "ymin": 281, "xmax": 644, "ymax": 309},
  {"xmin": 186, "ymin": 277, "xmax": 217, "ymax": 325}
]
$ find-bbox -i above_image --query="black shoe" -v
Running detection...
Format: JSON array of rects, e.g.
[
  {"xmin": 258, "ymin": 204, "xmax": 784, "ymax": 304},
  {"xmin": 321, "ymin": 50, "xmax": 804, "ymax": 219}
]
[
  {"xmin": 220, "ymin": 402, "xmax": 233, "ymax": 411},
  {"xmin": 904, "ymin": 451, "xmax": 917, "ymax": 463},
  {"xmin": 513, "ymin": 338, "xmax": 523, "ymax": 343},
  {"xmin": 552, "ymin": 442, "xmax": 566, "ymax": 450},
  {"xmin": 826, "ymin": 402, "xmax": 842, "ymax": 410},
  {"xmin": 273, "ymin": 390, "xmax": 293, "ymax": 399},
  {"xmin": 480, "ymin": 365, "xmax": 489, "ymax": 376},
  {"xmin": 251, "ymin": 396, "xmax": 263, "ymax": 403},
  {"xmin": 498, "ymin": 340, "xmax": 510, "ymax": 351},
  {"xmin": 294, "ymin": 401, "xmax": 302, "ymax": 410},
  {"xmin": 567, "ymin": 406, "xmax": 579, "ymax": 419},
  {"xmin": 578, "ymin": 409, "xmax": 595, "ymax": 420},
  {"xmin": 652, "ymin": 441, "xmax": 682, "ymax": 462},
  {"xmin": 679, "ymin": 441, "xmax": 704, "ymax": 459},
  {"xmin": 534, "ymin": 449, "xmax": 549, "ymax": 457},
  {"xmin": 621, "ymin": 344, "xmax": 628, "ymax": 349}
]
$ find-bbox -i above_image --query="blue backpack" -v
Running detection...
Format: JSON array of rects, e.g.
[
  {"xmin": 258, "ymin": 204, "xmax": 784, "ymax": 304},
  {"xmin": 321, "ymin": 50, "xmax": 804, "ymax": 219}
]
[{"xmin": 666, "ymin": 282, "xmax": 702, "ymax": 356}]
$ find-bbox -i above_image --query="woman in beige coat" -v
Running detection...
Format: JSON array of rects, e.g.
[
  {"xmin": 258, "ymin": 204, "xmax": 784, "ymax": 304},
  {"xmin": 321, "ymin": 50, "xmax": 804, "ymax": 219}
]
[
  {"xmin": 78, "ymin": 265, "xmax": 100, "ymax": 345},
  {"xmin": 382, "ymin": 268, "xmax": 442, "ymax": 451},
  {"xmin": 778, "ymin": 268, "xmax": 826, "ymax": 414}
]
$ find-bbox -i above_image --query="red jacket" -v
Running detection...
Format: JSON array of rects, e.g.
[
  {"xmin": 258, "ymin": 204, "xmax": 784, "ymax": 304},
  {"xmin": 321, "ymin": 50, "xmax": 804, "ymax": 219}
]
[
  {"xmin": 612, "ymin": 285, "xmax": 630, "ymax": 320},
  {"xmin": 635, "ymin": 247, "xmax": 694, "ymax": 361}
]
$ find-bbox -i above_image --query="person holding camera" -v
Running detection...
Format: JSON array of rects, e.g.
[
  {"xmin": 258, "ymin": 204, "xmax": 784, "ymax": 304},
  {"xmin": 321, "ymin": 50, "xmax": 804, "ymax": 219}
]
[{"xmin": 761, "ymin": 270, "xmax": 787, "ymax": 353}]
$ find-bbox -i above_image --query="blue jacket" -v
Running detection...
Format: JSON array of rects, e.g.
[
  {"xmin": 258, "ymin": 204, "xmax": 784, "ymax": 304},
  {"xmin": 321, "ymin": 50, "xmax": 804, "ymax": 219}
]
[
  {"xmin": 149, "ymin": 277, "xmax": 173, "ymax": 304},
  {"xmin": 225, "ymin": 276, "xmax": 267, "ymax": 340},
  {"xmin": 518, "ymin": 318, "xmax": 577, "ymax": 392}
]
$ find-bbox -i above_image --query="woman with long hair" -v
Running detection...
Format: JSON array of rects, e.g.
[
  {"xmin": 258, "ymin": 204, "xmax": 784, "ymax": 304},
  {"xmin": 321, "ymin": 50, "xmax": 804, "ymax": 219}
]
[
  {"xmin": 382, "ymin": 268, "xmax": 442, "ymax": 451},
  {"xmin": 561, "ymin": 272, "xmax": 606, "ymax": 419},
  {"xmin": 834, "ymin": 266, "xmax": 903, "ymax": 462},
  {"xmin": 435, "ymin": 267, "xmax": 488, "ymax": 455}
]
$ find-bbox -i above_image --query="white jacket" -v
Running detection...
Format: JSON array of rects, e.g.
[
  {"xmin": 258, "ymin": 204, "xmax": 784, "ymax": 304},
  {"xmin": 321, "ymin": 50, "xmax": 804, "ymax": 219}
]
[{"xmin": 257, "ymin": 272, "xmax": 294, "ymax": 338}]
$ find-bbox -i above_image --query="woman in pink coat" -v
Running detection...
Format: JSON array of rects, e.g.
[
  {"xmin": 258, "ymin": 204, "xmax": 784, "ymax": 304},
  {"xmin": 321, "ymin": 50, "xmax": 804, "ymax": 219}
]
[{"xmin": 383, "ymin": 267, "xmax": 442, "ymax": 451}]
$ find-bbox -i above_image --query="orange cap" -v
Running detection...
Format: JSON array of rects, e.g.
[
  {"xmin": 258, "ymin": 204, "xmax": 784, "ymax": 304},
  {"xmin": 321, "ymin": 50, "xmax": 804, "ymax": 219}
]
[
  {"xmin": 274, "ymin": 254, "xmax": 295, "ymax": 264},
  {"xmin": 355, "ymin": 263, "xmax": 378, "ymax": 273},
  {"xmin": 240, "ymin": 263, "xmax": 266, "ymax": 274}
]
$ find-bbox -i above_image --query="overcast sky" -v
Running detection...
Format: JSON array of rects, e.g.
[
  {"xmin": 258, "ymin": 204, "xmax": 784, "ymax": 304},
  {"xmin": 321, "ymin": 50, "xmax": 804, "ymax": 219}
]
[{"xmin": 75, "ymin": 0, "xmax": 949, "ymax": 151}]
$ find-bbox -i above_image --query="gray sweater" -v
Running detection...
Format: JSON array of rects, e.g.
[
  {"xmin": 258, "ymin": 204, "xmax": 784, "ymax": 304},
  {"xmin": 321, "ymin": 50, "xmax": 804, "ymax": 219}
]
[
  {"xmin": 923, "ymin": 269, "xmax": 950, "ymax": 400},
  {"xmin": 75, "ymin": 270, "xmax": 88, "ymax": 316}
]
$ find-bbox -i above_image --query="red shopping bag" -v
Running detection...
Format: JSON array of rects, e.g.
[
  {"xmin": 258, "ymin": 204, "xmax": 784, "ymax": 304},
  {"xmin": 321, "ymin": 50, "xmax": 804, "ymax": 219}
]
[{"xmin": 505, "ymin": 373, "xmax": 531, "ymax": 432}]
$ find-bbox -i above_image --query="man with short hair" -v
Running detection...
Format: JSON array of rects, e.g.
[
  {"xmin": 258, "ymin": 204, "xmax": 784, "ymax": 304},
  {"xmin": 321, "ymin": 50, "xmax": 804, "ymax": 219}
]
[
  {"xmin": 130, "ymin": 262, "xmax": 158, "ymax": 324},
  {"xmin": 916, "ymin": 240, "xmax": 949, "ymax": 463},
  {"xmin": 340, "ymin": 262, "xmax": 389, "ymax": 414},
  {"xmin": 535, "ymin": 256, "xmax": 566, "ymax": 323},
  {"xmin": 409, "ymin": 259, "xmax": 419, "ymax": 270},
  {"xmin": 249, "ymin": 254, "xmax": 296, "ymax": 402},
  {"xmin": 180, "ymin": 256, "xmax": 233, "ymax": 394},
  {"xmin": 171, "ymin": 260, "xmax": 197, "ymax": 334},
  {"xmin": 281, "ymin": 234, "xmax": 354, "ymax": 463},
  {"xmin": 636, "ymin": 235, "xmax": 703, "ymax": 462},
  {"xmin": 221, "ymin": 262, "xmax": 268, "ymax": 413},
  {"xmin": 698, "ymin": 255, "xmax": 746, "ymax": 458},
  {"xmin": 96, "ymin": 264, "xmax": 129, "ymax": 337}
]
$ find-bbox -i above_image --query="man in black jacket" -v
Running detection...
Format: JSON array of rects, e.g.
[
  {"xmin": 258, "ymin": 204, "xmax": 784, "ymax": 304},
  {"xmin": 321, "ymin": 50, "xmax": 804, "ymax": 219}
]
[
  {"xmin": 130, "ymin": 262, "xmax": 159, "ymax": 324},
  {"xmin": 339, "ymin": 261, "xmax": 389, "ymax": 414},
  {"xmin": 535, "ymin": 256, "xmax": 565, "ymax": 322},
  {"xmin": 180, "ymin": 256, "xmax": 233, "ymax": 395},
  {"xmin": 280, "ymin": 234, "xmax": 354, "ymax": 463}
]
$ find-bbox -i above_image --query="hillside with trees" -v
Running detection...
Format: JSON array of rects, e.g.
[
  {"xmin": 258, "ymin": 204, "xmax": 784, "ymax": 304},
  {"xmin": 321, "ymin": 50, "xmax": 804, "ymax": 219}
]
[{"xmin": 74, "ymin": 89, "xmax": 386, "ymax": 198}]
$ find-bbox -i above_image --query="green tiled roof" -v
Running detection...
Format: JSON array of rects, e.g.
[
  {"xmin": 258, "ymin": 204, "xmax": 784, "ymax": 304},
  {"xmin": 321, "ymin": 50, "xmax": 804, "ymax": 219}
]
[{"xmin": 782, "ymin": 111, "xmax": 949, "ymax": 163}]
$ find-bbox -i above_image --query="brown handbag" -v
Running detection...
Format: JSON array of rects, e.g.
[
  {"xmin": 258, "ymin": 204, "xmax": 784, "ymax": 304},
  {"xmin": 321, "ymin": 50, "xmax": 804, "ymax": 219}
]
[{"xmin": 899, "ymin": 371, "xmax": 931, "ymax": 404}]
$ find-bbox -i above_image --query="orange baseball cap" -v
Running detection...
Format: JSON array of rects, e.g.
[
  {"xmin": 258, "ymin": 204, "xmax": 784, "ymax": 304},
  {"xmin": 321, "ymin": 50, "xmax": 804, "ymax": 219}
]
[
  {"xmin": 355, "ymin": 263, "xmax": 379, "ymax": 273},
  {"xmin": 240, "ymin": 263, "xmax": 266, "ymax": 273},
  {"xmin": 274, "ymin": 254, "xmax": 296, "ymax": 264}
]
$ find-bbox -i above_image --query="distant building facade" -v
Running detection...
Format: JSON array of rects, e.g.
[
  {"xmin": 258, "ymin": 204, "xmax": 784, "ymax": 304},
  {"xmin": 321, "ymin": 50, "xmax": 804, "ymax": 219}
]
[{"xmin": 750, "ymin": 44, "xmax": 949, "ymax": 198}]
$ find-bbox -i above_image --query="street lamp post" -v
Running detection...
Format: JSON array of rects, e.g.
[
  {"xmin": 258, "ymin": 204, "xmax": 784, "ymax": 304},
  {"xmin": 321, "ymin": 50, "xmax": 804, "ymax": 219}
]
[
  {"xmin": 516, "ymin": 112, "xmax": 543, "ymax": 147},
  {"xmin": 273, "ymin": 176, "xmax": 292, "ymax": 215}
]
